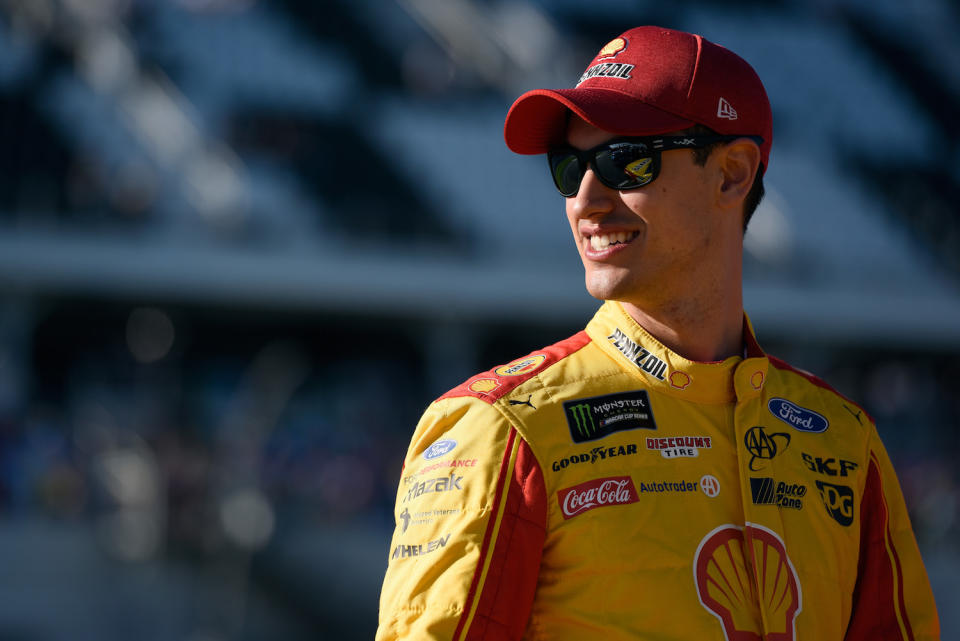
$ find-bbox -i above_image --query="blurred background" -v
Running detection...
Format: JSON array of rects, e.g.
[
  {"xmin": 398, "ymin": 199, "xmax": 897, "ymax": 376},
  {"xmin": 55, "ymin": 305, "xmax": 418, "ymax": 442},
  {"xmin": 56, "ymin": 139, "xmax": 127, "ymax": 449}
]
[{"xmin": 0, "ymin": 0, "xmax": 957, "ymax": 638}]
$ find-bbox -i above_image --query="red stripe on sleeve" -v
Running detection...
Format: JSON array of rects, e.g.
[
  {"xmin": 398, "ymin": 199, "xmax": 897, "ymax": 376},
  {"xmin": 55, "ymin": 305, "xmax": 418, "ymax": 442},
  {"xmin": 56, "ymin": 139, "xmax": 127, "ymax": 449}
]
[
  {"xmin": 844, "ymin": 457, "xmax": 912, "ymax": 641},
  {"xmin": 454, "ymin": 430, "xmax": 547, "ymax": 641}
]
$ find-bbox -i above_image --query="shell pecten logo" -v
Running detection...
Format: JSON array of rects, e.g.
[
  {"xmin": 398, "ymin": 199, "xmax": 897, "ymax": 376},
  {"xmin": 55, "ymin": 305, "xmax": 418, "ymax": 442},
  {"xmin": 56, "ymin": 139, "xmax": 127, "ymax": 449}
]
[
  {"xmin": 468, "ymin": 378, "xmax": 500, "ymax": 394},
  {"xmin": 493, "ymin": 354, "xmax": 546, "ymax": 377},
  {"xmin": 597, "ymin": 37, "xmax": 627, "ymax": 59},
  {"xmin": 670, "ymin": 371, "xmax": 691, "ymax": 390},
  {"xmin": 694, "ymin": 523, "xmax": 801, "ymax": 641}
]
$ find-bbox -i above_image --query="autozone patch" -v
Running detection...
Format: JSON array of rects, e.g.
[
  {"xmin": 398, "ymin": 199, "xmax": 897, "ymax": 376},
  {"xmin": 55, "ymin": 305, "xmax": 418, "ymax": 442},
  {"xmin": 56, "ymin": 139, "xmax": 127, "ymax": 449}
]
[{"xmin": 563, "ymin": 390, "xmax": 657, "ymax": 443}]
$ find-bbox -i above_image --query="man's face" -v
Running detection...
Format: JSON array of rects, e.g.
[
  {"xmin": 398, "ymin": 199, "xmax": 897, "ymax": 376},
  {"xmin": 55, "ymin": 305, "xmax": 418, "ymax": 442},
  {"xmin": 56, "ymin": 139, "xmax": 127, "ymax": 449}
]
[{"xmin": 564, "ymin": 116, "xmax": 725, "ymax": 308}]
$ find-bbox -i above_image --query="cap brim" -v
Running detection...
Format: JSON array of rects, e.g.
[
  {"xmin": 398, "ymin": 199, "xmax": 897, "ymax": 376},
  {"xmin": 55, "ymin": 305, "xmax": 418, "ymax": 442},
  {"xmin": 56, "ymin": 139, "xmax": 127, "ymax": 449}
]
[{"xmin": 504, "ymin": 88, "xmax": 695, "ymax": 154}]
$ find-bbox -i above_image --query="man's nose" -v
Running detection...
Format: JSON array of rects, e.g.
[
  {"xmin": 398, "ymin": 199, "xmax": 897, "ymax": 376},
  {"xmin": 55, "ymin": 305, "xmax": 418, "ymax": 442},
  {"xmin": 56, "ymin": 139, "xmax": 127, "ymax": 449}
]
[{"xmin": 568, "ymin": 167, "xmax": 616, "ymax": 218}]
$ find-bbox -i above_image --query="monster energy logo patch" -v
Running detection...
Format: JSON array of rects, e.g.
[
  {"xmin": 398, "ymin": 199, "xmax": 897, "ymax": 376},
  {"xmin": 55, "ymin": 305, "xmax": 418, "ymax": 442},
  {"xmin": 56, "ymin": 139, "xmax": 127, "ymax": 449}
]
[
  {"xmin": 608, "ymin": 329, "xmax": 668, "ymax": 381},
  {"xmin": 563, "ymin": 390, "xmax": 657, "ymax": 443}
]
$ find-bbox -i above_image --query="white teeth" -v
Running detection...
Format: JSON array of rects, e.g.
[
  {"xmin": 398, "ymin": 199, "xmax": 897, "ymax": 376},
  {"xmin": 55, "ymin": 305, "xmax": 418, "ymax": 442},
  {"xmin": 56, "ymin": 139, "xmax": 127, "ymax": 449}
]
[{"xmin": 588, "ymin": 231, "xmax": 638, "ymax": 251}]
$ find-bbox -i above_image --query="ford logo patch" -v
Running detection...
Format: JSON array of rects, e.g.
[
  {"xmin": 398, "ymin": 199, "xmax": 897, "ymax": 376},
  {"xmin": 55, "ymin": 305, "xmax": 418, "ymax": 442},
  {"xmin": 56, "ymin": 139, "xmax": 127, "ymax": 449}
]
[
  {"xmin": 768, "ymin": 398, "xmax": 829, "ymax": 433},
  {"xmin": 423, "ymin": 439, "xmax": 457, "ymax": 460}
]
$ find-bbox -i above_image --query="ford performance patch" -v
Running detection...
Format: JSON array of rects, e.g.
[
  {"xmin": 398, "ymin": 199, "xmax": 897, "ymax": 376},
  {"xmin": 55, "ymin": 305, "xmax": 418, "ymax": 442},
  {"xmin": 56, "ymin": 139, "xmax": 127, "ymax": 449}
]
[{"xmin": 563, "ymin": 390, "xmax": 657, "ymax": 443}]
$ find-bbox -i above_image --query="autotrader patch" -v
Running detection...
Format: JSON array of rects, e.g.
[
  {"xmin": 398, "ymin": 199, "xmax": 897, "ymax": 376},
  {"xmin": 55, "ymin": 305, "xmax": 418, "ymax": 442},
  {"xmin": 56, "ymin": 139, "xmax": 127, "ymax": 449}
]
[{"xmin": 563, "ymin": 390, "xmax": 657, "ymax": 443}]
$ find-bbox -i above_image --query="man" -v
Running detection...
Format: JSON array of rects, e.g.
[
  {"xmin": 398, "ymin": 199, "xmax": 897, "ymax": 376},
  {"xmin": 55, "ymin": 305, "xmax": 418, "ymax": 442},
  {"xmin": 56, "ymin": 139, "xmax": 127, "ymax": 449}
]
[{"xmin": 377, "ymin": 26, "xmax": 940, "ymax": 640}]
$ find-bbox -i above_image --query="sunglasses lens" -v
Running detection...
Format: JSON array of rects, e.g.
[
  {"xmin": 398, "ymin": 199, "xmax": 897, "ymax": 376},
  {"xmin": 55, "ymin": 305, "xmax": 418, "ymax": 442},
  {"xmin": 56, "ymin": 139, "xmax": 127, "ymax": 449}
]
[
  {"xmin": 549, "ymin": 152, "xmax": 582, "ymax": 197},
  {"xmin": 595, "ymin": 143, "xmax": 655, "ymax": 189}
]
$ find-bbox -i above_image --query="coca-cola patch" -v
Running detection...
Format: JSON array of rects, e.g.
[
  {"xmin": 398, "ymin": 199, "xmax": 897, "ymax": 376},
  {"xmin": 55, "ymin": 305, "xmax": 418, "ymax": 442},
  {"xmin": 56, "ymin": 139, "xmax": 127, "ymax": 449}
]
[{"xmin": 557, "ymin": 475, "xmax": 639, "ymax": 520}]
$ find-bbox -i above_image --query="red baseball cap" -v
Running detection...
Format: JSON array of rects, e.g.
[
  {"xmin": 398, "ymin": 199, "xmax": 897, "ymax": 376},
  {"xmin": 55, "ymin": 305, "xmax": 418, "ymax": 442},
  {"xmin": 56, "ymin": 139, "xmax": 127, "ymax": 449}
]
[{"xmin": 504, "ymin": 26, "xmax": 773, "ymax": 171}]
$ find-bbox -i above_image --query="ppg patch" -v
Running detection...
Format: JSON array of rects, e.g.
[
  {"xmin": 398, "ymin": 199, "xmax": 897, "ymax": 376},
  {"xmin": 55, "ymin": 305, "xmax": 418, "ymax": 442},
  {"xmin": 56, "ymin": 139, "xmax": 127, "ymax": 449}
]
[{"xmin": 563, "ymin": 390, "xmax": 657, "ymax": 443}]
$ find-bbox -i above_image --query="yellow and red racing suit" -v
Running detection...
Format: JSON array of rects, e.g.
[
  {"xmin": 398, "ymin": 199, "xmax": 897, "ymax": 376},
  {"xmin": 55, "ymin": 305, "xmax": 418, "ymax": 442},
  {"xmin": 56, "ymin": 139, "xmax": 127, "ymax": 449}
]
[{"xmin": 377, "ymin": 301, "xmax": 940, "ymax": 640}]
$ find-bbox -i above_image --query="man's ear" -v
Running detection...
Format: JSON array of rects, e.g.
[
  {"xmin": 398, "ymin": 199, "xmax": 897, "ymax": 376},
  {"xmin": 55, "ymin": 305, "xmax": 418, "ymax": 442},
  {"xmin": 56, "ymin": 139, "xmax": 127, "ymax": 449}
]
[{"xmin": 716, "ymin": 139, "xmax": 761, "ymax": 210}]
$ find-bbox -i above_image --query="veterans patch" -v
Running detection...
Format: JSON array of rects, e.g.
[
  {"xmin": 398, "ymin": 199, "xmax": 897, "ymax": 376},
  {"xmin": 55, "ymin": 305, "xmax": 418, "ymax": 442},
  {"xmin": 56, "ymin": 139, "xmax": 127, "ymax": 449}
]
[{"xmin": 563, "ymin": 390, "xmax": 656, "ymax": 443}]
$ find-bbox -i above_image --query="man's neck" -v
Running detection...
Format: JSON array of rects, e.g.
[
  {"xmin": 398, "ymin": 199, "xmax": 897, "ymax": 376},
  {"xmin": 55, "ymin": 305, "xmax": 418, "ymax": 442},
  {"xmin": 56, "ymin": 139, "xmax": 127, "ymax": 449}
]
[{"xmin": 619, "ymin": 296, "xmax": 745, "ymax": 363}]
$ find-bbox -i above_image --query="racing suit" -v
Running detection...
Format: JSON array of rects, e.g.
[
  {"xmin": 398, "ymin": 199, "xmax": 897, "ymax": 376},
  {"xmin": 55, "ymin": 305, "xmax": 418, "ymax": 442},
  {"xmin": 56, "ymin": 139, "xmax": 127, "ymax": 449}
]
[{"xmin": 377, "ymin": 301, "xmax": 940, "ymax": 640}]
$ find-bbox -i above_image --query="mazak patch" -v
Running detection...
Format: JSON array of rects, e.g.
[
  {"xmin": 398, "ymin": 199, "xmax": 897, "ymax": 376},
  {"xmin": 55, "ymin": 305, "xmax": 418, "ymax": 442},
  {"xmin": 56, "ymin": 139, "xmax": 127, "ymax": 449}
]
[{"xmin": 563, "ymin": 390, "xmax": 657, "ymax": 443}]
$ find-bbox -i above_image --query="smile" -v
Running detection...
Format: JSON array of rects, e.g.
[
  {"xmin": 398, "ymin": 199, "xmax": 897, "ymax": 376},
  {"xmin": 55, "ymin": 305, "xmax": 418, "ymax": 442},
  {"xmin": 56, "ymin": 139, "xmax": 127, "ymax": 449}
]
[{"xmin": 588, "ymin": 231, "xmax": 640, "ymax": 251}]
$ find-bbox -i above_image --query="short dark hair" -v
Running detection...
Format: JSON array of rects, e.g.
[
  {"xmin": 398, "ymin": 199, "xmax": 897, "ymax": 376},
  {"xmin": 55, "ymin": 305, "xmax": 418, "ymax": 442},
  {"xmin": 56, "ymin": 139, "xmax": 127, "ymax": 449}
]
[{"xmin": 680, "ymin": 125, "xmax": 765, "ymax": 232}]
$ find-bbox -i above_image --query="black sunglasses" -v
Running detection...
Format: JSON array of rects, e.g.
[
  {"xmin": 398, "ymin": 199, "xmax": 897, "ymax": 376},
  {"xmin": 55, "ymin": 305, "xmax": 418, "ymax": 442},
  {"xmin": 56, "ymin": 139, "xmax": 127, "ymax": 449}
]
[{"xmin": 547, "ymin": 134, "xmax": 763, "ymax": 197}]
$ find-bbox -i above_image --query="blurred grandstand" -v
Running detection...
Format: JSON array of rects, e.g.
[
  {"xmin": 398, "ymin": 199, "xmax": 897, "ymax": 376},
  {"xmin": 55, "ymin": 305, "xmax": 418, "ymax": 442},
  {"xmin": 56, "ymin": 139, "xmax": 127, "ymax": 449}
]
[{"xmin": 0, "ymin": 0, "xmax": 957, "ymax": 639}]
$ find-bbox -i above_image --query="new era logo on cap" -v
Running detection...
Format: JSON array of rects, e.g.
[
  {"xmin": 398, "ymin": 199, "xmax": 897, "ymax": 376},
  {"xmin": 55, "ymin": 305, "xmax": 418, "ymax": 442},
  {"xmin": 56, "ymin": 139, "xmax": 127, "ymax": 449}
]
[{"xmin": 717, "ymin": 97, "xmax": 738, "ymax": 120}]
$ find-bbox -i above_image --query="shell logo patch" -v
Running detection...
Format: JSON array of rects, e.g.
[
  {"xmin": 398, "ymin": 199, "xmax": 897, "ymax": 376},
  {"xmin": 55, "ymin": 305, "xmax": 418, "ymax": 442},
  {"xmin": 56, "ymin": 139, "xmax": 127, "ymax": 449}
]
[
  {"xmin": 670, "ymin": 371, "xmax": 691, "ymax": 390},
  {"xmin": 494, "ymin": 354, "xmax": 546, "ymax": 377},
  {"xmin": 694, "ymin": 524, "xmax": 801, "ymax": 641},
  {"xmin": 468, "ymin": 378, "xmax": 500, "ymax": 395},
  {"xmin": 597, "ymin": 37, "xmax": 627, "ymax": 59}
]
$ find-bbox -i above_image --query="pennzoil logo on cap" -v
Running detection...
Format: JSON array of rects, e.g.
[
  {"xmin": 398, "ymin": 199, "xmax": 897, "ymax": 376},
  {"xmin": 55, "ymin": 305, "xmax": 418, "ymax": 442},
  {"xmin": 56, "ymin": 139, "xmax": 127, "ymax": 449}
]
[
  {"xmin": 597, "ymin": 37, "xmax": 627, "ymax": 59},
  {"xmin": 578, "ymin": 62, "xmax": 635, "ymax": 86}
]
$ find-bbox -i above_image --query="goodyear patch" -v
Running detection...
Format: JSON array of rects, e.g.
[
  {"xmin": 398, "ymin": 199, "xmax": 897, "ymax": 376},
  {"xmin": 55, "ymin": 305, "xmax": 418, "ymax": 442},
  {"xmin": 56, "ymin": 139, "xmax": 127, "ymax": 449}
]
[{"xmin": 563, "ymin": 390, "xmax": 656, "ymax": 443}]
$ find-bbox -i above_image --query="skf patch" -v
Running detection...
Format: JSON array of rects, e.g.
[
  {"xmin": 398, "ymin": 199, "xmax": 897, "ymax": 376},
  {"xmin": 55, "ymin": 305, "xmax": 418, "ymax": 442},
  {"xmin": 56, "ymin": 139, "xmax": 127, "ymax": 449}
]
[
  {"xmin": 564, "ymin": 390, "xmax": 656, "ymax": 443},
  {"xmin": 801, "ymin": 452, "xmax": 857, "ymax": 477}
]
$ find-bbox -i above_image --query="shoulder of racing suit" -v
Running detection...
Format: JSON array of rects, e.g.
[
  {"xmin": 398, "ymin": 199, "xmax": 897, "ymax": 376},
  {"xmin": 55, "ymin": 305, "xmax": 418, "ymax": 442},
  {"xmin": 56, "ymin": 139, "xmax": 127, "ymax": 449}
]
[{"xmin": 437, "ymin": 330, "xmax": 594, "ymax": 405}]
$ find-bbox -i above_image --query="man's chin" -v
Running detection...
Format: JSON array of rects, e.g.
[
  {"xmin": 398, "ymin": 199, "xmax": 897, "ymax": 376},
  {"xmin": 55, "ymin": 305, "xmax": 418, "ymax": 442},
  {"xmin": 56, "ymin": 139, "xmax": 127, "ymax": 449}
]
[{"xmin": 584, "ymin": 272, "xmax": 633, "ymax": 303}]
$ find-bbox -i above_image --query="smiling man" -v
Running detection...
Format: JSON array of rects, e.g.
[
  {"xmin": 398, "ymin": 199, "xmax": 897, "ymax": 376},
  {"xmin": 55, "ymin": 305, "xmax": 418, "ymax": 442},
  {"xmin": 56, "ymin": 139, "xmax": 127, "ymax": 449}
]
[{"xmin": 376, "ymin": 26, "xmax": 940, "ymax": 640}]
